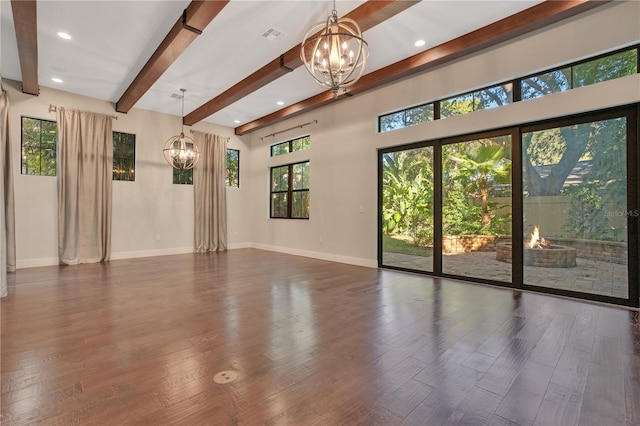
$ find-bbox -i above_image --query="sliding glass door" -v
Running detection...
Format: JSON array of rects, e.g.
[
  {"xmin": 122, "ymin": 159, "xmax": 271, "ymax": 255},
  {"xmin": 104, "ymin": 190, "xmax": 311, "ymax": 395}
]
[
  {"xmin": 522, "ymin": 112, "xmax": 635, "ymax": 300},
  {"xmin": 380, "ymin": 146, "xmax": 434, "ymax": 272},
  {"xmin": 442, "ymin": 135, "xmax": 512, "ymax": 283},
  {"xmin": 379, "ymin": 105, "xmax": 638, "ymax": 307}
]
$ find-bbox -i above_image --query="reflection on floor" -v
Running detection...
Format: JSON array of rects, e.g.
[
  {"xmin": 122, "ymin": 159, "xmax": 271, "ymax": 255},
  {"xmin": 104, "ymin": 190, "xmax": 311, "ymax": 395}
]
[
  {"xmin": 2, "ymin": 249, "xmax": 639, "ymax": 424},
  {"xmin": 383, "ymin": 251, "xmax": 628, "ymax": 299}
]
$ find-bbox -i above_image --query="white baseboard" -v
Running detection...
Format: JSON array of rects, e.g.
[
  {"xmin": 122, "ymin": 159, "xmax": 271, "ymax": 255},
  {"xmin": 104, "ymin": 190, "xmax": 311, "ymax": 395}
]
[
  {"xmin": 110, "ymin": 247, "xmax": 193, "ymax": 260},
  {"xmin": 227, "ymin": 242, "xmax": 251, "ymax": 250},
  {"xmin": 16, "ymin": 247, "xmax": 194, "ymax": 269},
  {"xmin": 16, "ymin": 257, "xmax": 59, "ymax": 269},
  {"xmin": 249, "ymin": 243, "xmax": 377, "ymax": 268},
  {"xmin": 16, "ymin": 243, "xmax": 376, "ymax": 269}
]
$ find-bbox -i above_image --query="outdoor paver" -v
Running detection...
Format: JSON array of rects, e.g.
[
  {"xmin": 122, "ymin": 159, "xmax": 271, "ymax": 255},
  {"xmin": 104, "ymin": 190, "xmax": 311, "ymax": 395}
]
[{"xmin": 383, "ymin": 251, "xmax": 628, "ymax": 299}]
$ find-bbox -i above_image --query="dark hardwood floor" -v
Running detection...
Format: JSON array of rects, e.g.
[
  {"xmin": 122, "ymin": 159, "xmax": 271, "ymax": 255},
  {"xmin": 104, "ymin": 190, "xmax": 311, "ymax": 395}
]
[{"xmin": 1, "ymin": 248, "xmax": 639, "ymax": 425}]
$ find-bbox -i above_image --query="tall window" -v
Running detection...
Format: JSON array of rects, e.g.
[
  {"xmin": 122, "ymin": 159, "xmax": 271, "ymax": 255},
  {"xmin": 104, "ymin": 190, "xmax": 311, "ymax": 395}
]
[
  {"xmin": 113, "ymin": 131, "xmax": 135, "ymax": 181},
  {"xmin": 227, "ymin": 148, "xmax": 239, "ymax": 187},
  {"xmin": 271, "ymin": 161, "xmax": 310, "ymax": 219},
  {"xmin": 173, "ymin": 168, "xmax": 193, "ymax": 185},
  {"xmin": 270, "ymin": 135, "xmax": 310, "ymax": 157},
  {"xmin": 21, "ymin": 117, "xmax": 57, "ymax": 176}
]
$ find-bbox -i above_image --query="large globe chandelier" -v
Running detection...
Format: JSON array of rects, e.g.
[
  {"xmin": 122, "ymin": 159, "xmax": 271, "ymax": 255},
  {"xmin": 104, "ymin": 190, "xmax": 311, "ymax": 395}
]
[
  {"xmin": 163, "ymin": 88, "xmax": 199, "ymax": 171},
  {"xmin": 300, "ymin": 1, "xmax": 369, "ymax": 98}
]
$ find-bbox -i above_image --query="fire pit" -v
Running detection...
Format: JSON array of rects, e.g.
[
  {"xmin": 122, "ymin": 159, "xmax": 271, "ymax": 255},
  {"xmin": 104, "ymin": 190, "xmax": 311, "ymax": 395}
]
[{"xmin": 496, "ymin": 226, "xmax": 576, "ymax": 268}]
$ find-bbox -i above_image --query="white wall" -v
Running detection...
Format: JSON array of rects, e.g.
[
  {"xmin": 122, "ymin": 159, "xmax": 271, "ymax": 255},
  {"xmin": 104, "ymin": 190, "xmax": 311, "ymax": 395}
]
[
  {"xmin": 4, "ymin": 80, "xmax": 250, "ymax": 268},
  {"xmin": 245, "ymin": 1, "xmax": 640, "ymax": 267},
  {"xmin": 5, "ymin": 1, "xmax": 640, "ymax": 270}
]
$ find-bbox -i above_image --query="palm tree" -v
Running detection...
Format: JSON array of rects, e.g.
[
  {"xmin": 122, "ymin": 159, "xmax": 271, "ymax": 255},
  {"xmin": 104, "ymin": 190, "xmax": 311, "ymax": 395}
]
[{"xmin": 448, "ymin": 141, "xmax": 511, "ymax": 226}]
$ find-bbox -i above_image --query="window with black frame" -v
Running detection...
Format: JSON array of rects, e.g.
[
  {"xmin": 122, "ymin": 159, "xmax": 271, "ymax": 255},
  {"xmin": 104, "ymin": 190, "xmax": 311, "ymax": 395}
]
[
  {"xmin": 113, "ymin": 131, "xmax": 135, "ymax": 181},
  {"xmin": 173, "ymin": 168, "xmax": 193, "ymax": 185},
  {"xmin": 270, "ymin": 135, "xmax": 310, "ymax": 157},
  {"xmin": 270, "ymin": 161, "xmax": 309, "ymax": 219},
  {"xmin": 21, "ymin": 117, "xmax": 57, "ymax": 176},
  {"xmin": 227, "ymin": 148, "xmax": 239, "ymax": 187}
]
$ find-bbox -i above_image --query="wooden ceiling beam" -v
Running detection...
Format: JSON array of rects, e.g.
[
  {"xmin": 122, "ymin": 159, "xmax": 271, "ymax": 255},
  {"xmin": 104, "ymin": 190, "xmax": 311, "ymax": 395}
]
[
  {"xmin": 115, "ymin": 0, "xmax": 229, "ymax": 114},
  {"xmin": 184, "ymin": 0, "xmax": 420, "ymax": 126},
  {"xmin": 11, "ymin": 0, "xmax": 38, "ymax": 95},
  {"xmin": 235, "ymin": 0, "xmax": 612, "ymax": 136}
]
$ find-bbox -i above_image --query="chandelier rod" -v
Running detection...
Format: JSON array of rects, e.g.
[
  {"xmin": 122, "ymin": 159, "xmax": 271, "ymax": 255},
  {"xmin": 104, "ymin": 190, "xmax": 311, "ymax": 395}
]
[{"xmin": 180, "ymin": 88, "xmax": 186, "ymax": 132}]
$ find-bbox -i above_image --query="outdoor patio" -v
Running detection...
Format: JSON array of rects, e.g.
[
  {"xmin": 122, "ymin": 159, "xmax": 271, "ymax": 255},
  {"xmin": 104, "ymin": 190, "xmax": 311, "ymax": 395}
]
[{"xmin": 383, "ymin": 251, "xmax": 628, "ymax": 299}]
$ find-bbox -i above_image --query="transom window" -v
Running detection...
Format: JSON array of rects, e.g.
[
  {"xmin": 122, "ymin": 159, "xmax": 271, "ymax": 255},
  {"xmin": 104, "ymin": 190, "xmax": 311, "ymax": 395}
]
[
  {"xmin": 521, "ymin": 48, "xmax": 637, "ymax": 100},
  {"xmin": 440, "ymin": 83, "xmax": 513, "ymax": 118},
  {"xmin": 379, "ymin": 103, "xmax": 434, "ymax": 132},
  {"xmin": 379, "ymin": 46, "xmax": 639, "ymax": 133},
  {"xmin": 270, "ymin": 135, "xmax": 310, "ymax": 157}
]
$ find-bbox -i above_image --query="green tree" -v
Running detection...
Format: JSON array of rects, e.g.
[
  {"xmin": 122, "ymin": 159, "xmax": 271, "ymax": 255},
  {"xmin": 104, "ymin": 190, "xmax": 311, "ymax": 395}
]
[
  {"xmin": 448, "ymin": 142, "xmax": 511, "ymax": 226},
  {"xmin": 442, "ymin": 139, "xmax": 511, "ymax": 236},
  {"xmin": 382, "ymin": 148, "xmax": 434, "ymax": 245},
  {"xmin": 21, "ymin": 117, "xmax": 57, "ymax": 176},
  {"xmin": 563, "ymin": 184, "xmax": 608, "ymax": 240},
  {"xmin": 522, "ymin": 49, "xmax": 635, "ymax": 196}
]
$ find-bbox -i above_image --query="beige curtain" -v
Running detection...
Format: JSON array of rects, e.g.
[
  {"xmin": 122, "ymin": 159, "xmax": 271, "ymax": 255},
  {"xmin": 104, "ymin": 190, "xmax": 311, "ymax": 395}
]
[
  {"xmin": 193, "ymin": 131, "xmax": 228, "ymax": 253},
  {"xmin": 1, "ymin": 81, "xmax": 16, "ymax": 297},
  {"xmin": 57, "ymin": 108, "xmax": 113, "ymax": 265}
]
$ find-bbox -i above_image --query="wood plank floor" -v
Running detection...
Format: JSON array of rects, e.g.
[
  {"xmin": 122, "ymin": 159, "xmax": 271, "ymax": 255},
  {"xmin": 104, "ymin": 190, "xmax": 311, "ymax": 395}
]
[{"xmin": 1, "ymin": 248, "xmax": 639, "ymax": 425}]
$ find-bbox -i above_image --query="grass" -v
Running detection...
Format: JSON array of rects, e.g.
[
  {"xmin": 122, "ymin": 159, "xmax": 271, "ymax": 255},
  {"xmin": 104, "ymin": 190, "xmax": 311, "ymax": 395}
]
[{"xmin": 382, "ymin": 234, "xmax": 431, "ymax": 256}]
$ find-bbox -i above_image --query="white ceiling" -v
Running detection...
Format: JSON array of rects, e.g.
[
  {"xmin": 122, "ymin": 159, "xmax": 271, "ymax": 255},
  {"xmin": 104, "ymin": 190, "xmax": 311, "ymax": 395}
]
[{"xmin": 1, "ymin": 0, "xmax": 544, "ymax": 130}]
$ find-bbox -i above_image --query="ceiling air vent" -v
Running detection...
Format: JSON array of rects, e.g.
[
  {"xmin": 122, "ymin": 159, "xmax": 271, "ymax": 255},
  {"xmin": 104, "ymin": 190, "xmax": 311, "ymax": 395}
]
[
  {"xmin": 262, "ymin": 27, "xmax": 288, "ymax": 42},
  {"xmin": 170, "ymin": 93, "xmax": 184, "ymax": 100}
]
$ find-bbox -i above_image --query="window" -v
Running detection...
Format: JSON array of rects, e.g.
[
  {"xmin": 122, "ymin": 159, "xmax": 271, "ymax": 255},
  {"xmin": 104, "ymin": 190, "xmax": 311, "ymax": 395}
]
[
  {"xmin": 270, "ymin": 135, "xmax": 310, "ymax": 157},
  {"xmin": 521, "ymin": 48, "xmax": 637, "ymax": 101},
  {"xmin": 379, "ymin": 103, "xmax": 434, "ymax": 132},
  {"xmin": 227, "ymin": 148, "xmax": 239, "ymax": 187},
  {"xmin": 21, "ymin": 117, "xmax": 57, "ymax": 176},
  {"xmin": 440, "ymin": 83, "xmax": 512, "ymax": 118},
  {"xmin": 271, "ymin": 161, "xmax": 309, "ymax": 219},
  {"xmin": 112, "ymin": 131, "xmax": 135, "ymax": 181},
  {"xmin": 173, "ymin": 168, "xmax": 193, "ymax": 185},
  {"xmin": 378, "ymin": 46, "xmax": 639, "ymax": 133}
]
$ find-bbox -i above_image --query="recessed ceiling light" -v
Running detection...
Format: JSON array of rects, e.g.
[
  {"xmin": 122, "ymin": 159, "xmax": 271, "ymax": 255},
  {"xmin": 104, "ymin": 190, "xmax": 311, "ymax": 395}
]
[
  {"xmin": 57, "ymin": 32, "xmax": 72, "ymax": 40},
  {"xmin": 415, "ymin": 39, "xmax": 426, "ymax": 47},
  {"xmin": 277, "ymin": 101, "xmax": 284, "ymax": 106},
  {"xmin": 51, "ymin": 77, "xmax": 63, "ymax": 83},
  {"xmin": 234, "ymin": 120, "xmax": 240, "ymax": 124}
]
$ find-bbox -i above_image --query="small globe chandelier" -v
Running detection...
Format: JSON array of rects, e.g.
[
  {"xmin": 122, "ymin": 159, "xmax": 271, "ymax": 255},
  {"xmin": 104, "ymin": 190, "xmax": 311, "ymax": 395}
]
[
  {"xmin": 300, "ymin": 0, "xmax": 369, "ymax": 98},
  {"xmin": 163, "ymin": 88, "xmax": 199, "ymax": 171}
]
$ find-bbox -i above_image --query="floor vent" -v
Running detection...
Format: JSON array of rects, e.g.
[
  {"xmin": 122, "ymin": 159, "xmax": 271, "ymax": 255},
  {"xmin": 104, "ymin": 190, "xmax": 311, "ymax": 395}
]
[{"xmin": 213, "ymin": 370, "xmax": 238, "ymax": 384}]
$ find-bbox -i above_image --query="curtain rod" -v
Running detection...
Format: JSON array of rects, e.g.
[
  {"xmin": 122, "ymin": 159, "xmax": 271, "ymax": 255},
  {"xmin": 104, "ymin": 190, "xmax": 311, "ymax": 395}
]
[
  {"xmin": 189, "ymin": 129, "xmax": 230, "ymax": 143},
  {"xmin": 49, "ymin": 104, "xmax": 118, "ymax": 120},
  {"xmin": 260, "ymin": 120, "xmax": 318, "ymax": 140}
]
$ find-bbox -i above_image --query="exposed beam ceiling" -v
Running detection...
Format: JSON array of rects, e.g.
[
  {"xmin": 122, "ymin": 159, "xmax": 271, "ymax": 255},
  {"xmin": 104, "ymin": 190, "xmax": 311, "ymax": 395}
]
[
  {"xmin": 184, "ymin": 0, "xmax": 420, "ymax": 127},
  {"xmin": 10, "ymin": 0, "xmax": 38, "ymax": 95},
  {"xmin": 115, "ymin": 0, "xmax": 229, "ymax": 114},
  {"xmin": 236, "ymin": 0, "xmax": 612, "ymax": 136}
]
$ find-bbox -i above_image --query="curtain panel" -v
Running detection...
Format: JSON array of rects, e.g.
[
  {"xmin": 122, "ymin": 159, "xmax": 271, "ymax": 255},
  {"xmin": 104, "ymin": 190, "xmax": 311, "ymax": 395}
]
[
  {"xmin": 1, "ymin": 82, "xmax": 16, "ymax": 297},
  {"xmin": 57, "ymin": 108, "xmax": 113, "ymax": 265},
  {"xmin": 193, "ymin": 131, "xmax": 228, "ymax": 253}
]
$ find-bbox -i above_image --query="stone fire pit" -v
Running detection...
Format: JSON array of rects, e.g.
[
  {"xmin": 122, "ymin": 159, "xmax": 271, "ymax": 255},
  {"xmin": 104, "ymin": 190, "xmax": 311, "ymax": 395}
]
[{"xmin": 496, "ymin": 242, "xmax": 576, "ymax": 268}]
